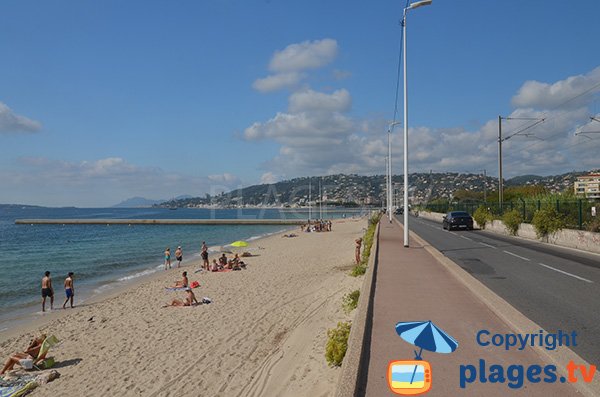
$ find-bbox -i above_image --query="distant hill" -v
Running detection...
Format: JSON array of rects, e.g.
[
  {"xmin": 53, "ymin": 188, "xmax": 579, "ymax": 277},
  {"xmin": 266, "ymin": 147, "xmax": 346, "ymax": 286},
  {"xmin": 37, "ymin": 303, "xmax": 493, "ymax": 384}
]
[
  {"xmin": 156, "ymin": 170, "xmax": 598, "ymax": 208},
  {"xmin": 113, "ymin": 197, "xmax": 165, "ymax": 208}
]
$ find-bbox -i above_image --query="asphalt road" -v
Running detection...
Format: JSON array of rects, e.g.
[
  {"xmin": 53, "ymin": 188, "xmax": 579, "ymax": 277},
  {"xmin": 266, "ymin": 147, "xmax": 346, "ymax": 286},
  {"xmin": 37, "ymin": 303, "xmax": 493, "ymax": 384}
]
[{"xmin": 397, "ymin": 214, "xmax": 600, "ymax": 364}]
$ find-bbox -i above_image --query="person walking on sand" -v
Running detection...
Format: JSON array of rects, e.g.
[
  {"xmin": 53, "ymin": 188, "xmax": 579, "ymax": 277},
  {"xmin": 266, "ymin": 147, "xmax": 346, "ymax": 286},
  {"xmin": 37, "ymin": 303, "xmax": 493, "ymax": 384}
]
[
  {"xmin": 175, "ymin": 246, "xmax": 183, "ymax": 268},
  {"xmin": 164, "ymin": 247, "xmax": 171, "ymax": 270},
  {"xmin": 201, "ymin": 241, "xmax": 209, "ymax": 271},
  {"xmin": 41, "ymin": 271, "xmax": 54, "ymax": 312},
  {"xmin": 62, "ymin": 272, "xmax": 75, "ymax": 309},
  {"xmin": 355, "ymin": 238, "xmax": 362, "ymax": 265}
]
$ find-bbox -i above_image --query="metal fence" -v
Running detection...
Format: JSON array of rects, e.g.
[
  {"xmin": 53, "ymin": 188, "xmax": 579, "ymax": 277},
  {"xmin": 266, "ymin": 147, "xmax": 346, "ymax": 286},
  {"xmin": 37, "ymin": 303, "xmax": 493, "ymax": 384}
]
[{"xmin": 421, "ymin": 199, "xmax": 599, "ymax": 230}]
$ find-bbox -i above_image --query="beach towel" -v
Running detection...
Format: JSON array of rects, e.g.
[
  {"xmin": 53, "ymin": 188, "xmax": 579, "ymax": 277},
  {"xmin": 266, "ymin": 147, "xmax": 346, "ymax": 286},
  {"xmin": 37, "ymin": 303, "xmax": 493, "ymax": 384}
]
[
  {"xmin": 0, "ymin": 381, "xmax": 38, "ymax": 397},
  {"xmin": 213, "ymin": 268, "xmax": 232, "ymax": 273},
  {"xmin": 164, "ymin": 287, "xmax": 187, "ymax": 292},
  {"xmin": 190, "ymin": 281, "xmax": 200, "ymax": 289}
]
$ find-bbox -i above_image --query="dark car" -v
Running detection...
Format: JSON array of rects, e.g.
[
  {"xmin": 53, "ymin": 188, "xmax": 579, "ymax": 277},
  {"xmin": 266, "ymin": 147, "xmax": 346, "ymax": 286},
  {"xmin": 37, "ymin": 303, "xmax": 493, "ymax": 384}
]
[
  {"xmin": 442, "ymin": 211, "xmax": 474, "ymax": 231},
  {"xmin": 395, "ymin": 207, "xmax": 404, "ymax": 215}
]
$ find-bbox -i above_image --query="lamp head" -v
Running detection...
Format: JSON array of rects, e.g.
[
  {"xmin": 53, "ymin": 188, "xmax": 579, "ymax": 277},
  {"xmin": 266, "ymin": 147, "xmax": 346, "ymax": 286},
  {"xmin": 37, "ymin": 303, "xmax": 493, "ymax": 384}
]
[{"xmin": 408, "ymin": 0, "xmax": 432, "ymax": 10}]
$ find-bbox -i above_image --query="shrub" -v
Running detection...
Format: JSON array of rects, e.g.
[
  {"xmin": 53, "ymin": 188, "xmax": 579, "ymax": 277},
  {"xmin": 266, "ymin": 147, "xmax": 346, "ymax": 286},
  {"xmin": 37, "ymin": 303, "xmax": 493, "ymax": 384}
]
[
  {"xmin": 325, "ymin": 321, "xmax": 352, "ymax": 366},
  {"xmin": 342, "ymin": 290, "xmax": 360, "ymax": 314},
  {"xmin": 532, "ymin": 207, "xmax": 566, "ymax": 238},
  {"xmin": 502, "ymin": 209, "xmax": 523, "ymax": 236},
  {"xmin": 588, "ymin": 217, "xmax": 600, "ymax": 233},
  {"xmin": 350, "ymin": 264, "xmax": 367, "ymax": 277},
  {"xmin": 473, "ymin": 206, "xmax": 493, "ymax": 229}
]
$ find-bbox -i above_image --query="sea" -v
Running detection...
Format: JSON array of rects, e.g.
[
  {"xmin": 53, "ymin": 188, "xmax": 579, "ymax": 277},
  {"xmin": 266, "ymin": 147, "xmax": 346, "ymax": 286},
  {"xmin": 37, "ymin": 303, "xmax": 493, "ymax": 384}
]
[{"xmin": 0, "ymin": 206, "xmax": 363, "ymax": 332}]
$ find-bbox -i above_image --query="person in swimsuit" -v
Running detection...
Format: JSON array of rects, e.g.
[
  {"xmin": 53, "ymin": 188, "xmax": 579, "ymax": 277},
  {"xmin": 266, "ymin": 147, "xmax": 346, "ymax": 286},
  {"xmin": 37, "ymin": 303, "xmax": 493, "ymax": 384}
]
[
  {"xmin": 1, "ymin": 335, "xmax": 47, "ymax": 375},
  {"xmin": 41, "ymin": 271, "xmax": 54, "ymax": 312},
  {"xmin": 175, "ymin": 246, "xmax": 183, "ymax": 268},
  {"xmin": 164, "ymin": 248, "xmax": 171, "ymax": 270},
  {"xmin": 355, "ymin": 238, "xmax": 362, "ymax": 265},
  {"xmin": 62, "ymin": 272, "xmax": 75, "ymax": 309},
  {"xmin": 168, "ymin": 288, "xmax": 199, "ymax": 307},
  {"xmin": 168, "ymin": 271, "xmax": 188, "ymax": 288},
  {"xmin": 201, "ymin": 242, "xmax": 209, "ymax": 270}
]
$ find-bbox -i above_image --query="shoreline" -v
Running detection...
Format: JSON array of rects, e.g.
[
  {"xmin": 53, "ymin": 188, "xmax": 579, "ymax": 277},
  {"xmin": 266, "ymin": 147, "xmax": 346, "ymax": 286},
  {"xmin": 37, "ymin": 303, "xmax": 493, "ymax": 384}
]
[
  {"xmin": 0, "ymin": 225, "xmax": 294, "ymax": 342},
  {"xmin": 0, "ymin": 218, "xmax": 366, "ymax": 396}
]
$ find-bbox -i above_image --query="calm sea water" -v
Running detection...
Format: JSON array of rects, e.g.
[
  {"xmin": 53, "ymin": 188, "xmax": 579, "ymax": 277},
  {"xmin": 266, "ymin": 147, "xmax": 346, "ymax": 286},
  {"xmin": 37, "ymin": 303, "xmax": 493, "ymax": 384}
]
[{"xmin": 0, "ymin": 206, "xmax": 358, "ymax": 330}]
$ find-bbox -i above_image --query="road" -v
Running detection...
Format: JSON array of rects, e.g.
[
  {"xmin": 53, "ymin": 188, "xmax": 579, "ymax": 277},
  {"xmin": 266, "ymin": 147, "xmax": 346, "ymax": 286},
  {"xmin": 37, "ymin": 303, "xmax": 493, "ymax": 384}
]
[{"xmin": 397, "ymin": 214, "xmax": 600, "ymax": 364}]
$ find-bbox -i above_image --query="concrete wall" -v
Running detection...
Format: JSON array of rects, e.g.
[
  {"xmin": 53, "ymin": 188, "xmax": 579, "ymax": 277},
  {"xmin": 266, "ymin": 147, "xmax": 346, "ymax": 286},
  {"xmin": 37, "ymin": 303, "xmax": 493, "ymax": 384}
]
[{"xmin": 419, "ymin": 211, "xmax": 600, "ymax": 255}]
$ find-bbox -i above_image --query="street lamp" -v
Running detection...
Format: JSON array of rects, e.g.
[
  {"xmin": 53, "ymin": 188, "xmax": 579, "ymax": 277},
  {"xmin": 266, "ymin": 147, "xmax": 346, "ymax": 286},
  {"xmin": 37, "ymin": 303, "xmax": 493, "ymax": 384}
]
[
  {"xmin": 402, "ymin": 0, "xmax": 432, "ymax": 247},
  {"xmin": 388, "ymin": 121, "xmax": 401, "ymax": 222}
]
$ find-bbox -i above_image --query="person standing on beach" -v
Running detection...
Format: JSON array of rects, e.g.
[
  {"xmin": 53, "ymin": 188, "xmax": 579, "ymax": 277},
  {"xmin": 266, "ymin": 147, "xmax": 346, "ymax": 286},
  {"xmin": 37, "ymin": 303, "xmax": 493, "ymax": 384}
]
[
  {"xmin": 164, "ymin": 248, "xmax": 171, "ymax": 270},
  {"xmin": 175, "ymin": 246, "xmax": 183, "ymax": 268},
  {"xmin": 62, "ymin": 272, "xmax": 75, "ymax": 309},
  {"xmin": 201, "ymin": 241, "xmax": 209, "ymax": 271},
  {"xmin": 355, "ymin": 238, "xmax": 362, "ymax": 265},
  {"xmin": 41, "ymin": 271, "xmax": 54, "ymax": 312}
]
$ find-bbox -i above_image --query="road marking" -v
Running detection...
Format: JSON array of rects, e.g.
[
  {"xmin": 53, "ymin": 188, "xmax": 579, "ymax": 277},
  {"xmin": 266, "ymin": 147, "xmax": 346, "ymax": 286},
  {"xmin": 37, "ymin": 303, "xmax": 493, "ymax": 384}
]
[
  {"xmin": 460, "ymin": 235, "xmax": 473, "ymax": 241},
  {"xmin": 449, "ymin": 232, "xmax": 458, "ymax": 236},
  {"xmin": 479, "ymin": 242, "xmax": 497, "ymax": 249},
  {"xmin": 503, "ymin": 250, "xmax": 531, "ymax": 261},
  {"xmin": 538, "ymin": 263, "xmax": 593, "ymax": 283}
]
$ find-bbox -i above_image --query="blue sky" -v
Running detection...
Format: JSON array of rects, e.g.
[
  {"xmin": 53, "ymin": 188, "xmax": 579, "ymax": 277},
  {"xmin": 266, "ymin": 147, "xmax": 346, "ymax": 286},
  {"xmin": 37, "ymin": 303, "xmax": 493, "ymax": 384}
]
[{"xmin": 1, "ymin": 0, "xmax": 599, "ymax": 206}]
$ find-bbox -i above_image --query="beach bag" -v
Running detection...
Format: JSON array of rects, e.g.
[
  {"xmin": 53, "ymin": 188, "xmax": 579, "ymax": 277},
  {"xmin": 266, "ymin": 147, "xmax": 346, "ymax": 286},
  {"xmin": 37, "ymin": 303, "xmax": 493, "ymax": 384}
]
[
  {"xmin": 190, "ymin": 281, "xmax": 200, "ymax": 289},
  {"xmin": 40, "ymin": 357, "xmax": 55, "ymax": 369},
  {"xmin": 19, "ymin": 358, "xmax": 33, "ymax": 369}
]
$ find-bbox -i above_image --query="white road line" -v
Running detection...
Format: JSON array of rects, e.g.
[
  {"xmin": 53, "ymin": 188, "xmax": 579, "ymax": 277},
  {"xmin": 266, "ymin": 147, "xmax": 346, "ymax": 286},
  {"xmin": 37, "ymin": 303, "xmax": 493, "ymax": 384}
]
[
  {"xmin": 479, "ymin": 242, "xmax": 497, "ymax": 249},
  {"xmin": 460, "ymin": 235, "xmax": 473, "ymax": 241},
  {"xmin": 449, "ymin": 232, "xmax": 458, "ymax": 236},
  {"xmin": 538, "ymin": 263, "xmax": 593, "ymax": 283},
  {"xmin": 503, "ymin": 250, "xmax": 531, "ymax": 261}
]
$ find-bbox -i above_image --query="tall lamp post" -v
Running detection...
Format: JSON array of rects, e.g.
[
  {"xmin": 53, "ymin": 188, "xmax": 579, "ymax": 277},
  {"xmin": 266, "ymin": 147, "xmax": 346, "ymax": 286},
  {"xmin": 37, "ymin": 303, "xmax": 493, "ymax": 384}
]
[
  {"xmin": 403, "ymin": 0, "xmax": 432, "ymax": 247},
  {"xmin": 388, "ymin": 121, "xmax": 401, "ymax": 222}
]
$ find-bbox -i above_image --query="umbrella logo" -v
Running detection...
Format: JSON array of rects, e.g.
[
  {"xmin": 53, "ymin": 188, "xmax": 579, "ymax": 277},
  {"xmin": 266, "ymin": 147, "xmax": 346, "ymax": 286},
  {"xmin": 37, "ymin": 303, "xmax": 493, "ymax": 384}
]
[{"xmin": 387, "ymin": 320, "xmax": 458, "ymax": 395}]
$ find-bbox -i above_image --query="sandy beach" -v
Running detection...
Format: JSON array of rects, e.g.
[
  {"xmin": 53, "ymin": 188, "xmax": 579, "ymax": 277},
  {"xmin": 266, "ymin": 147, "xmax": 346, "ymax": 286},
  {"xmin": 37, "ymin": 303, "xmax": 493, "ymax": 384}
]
[{"xmin": 0, "ymin": 218, "xmax": 366, "ymax": 396}]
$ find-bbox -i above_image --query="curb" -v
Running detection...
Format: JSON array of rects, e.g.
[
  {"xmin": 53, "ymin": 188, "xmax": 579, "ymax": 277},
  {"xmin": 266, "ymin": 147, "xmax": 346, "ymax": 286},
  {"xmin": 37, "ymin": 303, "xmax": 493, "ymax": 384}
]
[
  {"xmin": 335, "ymin": 221, "xmax": 381, "ymax": 397},
  {"xmin": 400, "ymin": 218, "xmax": 600, "ymax": 396}
]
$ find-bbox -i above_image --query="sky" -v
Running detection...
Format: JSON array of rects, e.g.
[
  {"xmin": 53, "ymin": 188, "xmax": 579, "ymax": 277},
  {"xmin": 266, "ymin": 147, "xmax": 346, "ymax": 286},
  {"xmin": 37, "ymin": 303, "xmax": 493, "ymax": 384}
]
[{"xmin": 1, "ymin": 0, "xmax": 599, "ymax": 207}]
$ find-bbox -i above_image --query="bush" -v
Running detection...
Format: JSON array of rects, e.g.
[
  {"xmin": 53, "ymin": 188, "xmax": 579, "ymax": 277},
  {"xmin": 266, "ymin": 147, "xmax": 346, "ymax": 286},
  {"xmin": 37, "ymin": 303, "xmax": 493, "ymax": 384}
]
[
  {"xmin": 325, "ymin": 321, "xmax": 351, "ymax": 366},
  {"xmin": 588, "ymin": 217, "xmax": 600, "ymax": 233},
  {"xmin": 532, "ymin": 207, "xmax": 566, "ymax": 238},
  {"xmin": 473, "ymin": 206, "xmax": 493, "ymax": 229},
  {"xmin": 342, "ymin": 290, "xmax": 360, "ymax": 314},
  {"xmin": 502, "ymin": 209, "xmax": 523, "ymax": 236},
  {"xmin": 350, "ymin": 264, "xmax": 367, "ymax": 277}
]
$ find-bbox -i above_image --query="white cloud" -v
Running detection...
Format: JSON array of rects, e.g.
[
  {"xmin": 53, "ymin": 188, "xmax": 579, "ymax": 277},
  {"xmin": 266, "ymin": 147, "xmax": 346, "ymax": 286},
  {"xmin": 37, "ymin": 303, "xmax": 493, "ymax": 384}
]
[
  {"xmin": 288, "ymin": 89, "xmax": 351, "ymax": 113},
  {"xmin": 260, "ymin": 172, "xmax": 279, "ymax": 184},
  {"xmin": 269, "ymin": 38, "xmax": 338, "ymax": 73},
  {"xmin": 244, "ymin": 66, "xmax": 600, "ymax": 179},
  {"xmin": 252, "ymin": 38, "xmax": 338, "ymax": 93},
  {"xmin": 0, "ymin": 157, "xmax": 242, "ymax": 207},
  {"xmin": 333, "ymin": 69, "xmax": 352, "ymax": 80},
  {"xmin": 252, "ymin": 72, "xmax": 303, "ymax": 93},
  {"xmin": 512, "ymin": 66, "xmax": 600, "ymax": 109},
  {"xmin": 0, "ymin": 102, "xmax": 42, "ymax": 133}
]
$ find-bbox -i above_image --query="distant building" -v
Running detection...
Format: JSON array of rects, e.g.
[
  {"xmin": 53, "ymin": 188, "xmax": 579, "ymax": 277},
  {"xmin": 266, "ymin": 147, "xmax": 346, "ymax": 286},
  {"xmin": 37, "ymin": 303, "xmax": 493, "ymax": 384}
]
[{"xmin": 574, "ymin": 174, "xmax": 600, "ymax": 199}]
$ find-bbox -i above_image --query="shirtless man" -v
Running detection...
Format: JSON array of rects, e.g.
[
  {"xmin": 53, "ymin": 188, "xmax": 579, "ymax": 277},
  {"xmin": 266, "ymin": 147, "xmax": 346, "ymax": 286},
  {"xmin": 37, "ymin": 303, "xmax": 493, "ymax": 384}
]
[
  {"xmin": 63, "ymin": 272, "xmax": 75, "ymax": 309},
  {"xmin": 175, "ymin": 246, "xmax": 183, "ymax": 268},
  {"xmin": 201, "ymin": 241, "xmax": 209, "ymax": 270},
  {"xmin": 41, "ymin": 271, "xmax": 54, "ymax": 312},
  {"xmin": 168, "ymin": 288, "xmax": 199, "ymax": 307}
]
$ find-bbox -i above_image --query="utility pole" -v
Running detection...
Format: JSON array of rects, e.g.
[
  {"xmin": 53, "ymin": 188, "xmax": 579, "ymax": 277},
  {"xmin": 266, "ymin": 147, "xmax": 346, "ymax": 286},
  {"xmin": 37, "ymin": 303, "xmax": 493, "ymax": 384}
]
[
  {"xmin": 308, "ymin": 178, "xmax": 312, "ymax": 221},
  {"xmin": 498, "ymin": 116, "xmax": 545, "ymax": 212},
  {"xmin": 482, "ymin": 169, "xmax": 487, "ymax": 202}
]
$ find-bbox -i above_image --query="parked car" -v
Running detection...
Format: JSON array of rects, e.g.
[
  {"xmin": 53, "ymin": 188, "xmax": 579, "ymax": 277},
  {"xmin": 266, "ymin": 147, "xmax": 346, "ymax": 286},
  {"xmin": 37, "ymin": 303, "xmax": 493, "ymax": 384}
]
[
  {"xmin": 395, "ymin": 207, "xmax": 403, "ymax": 215},
  {"xmin": 442, "ymin": 211, "xmax": 474, "ymax": 230}
]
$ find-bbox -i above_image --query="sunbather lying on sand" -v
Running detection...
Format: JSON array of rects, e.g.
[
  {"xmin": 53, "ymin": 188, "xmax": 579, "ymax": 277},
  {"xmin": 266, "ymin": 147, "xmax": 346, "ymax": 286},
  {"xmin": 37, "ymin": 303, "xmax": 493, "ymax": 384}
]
[
  {"xmin": 1, "ymin": 334, "xmax": 46, "ymax": 375},
  {"xmin": 167, "ymin": 289, "xmax": 199, "ymax": 307}
]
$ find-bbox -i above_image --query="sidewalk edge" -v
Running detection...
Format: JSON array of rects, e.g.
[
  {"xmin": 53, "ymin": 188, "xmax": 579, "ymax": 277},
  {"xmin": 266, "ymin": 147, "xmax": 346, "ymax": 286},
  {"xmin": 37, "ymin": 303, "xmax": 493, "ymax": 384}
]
[
  {"xmin": 335, "ymin": 221, "xmax": 381, "ymax": 397},
  {"xmin": 401, "ymin": 219, "xmax": 600, "ymax": 396}
]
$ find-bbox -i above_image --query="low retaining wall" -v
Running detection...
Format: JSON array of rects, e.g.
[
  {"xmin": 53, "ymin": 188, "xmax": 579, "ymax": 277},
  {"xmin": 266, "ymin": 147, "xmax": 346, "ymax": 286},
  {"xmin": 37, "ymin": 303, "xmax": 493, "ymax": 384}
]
[
  {"xmin": 335, "ymin": 221, "xmax": 380, "ymax": 397},
  {"xmin": 420, "ymin": 211, "xmax": 600, "ymax": 255}
]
